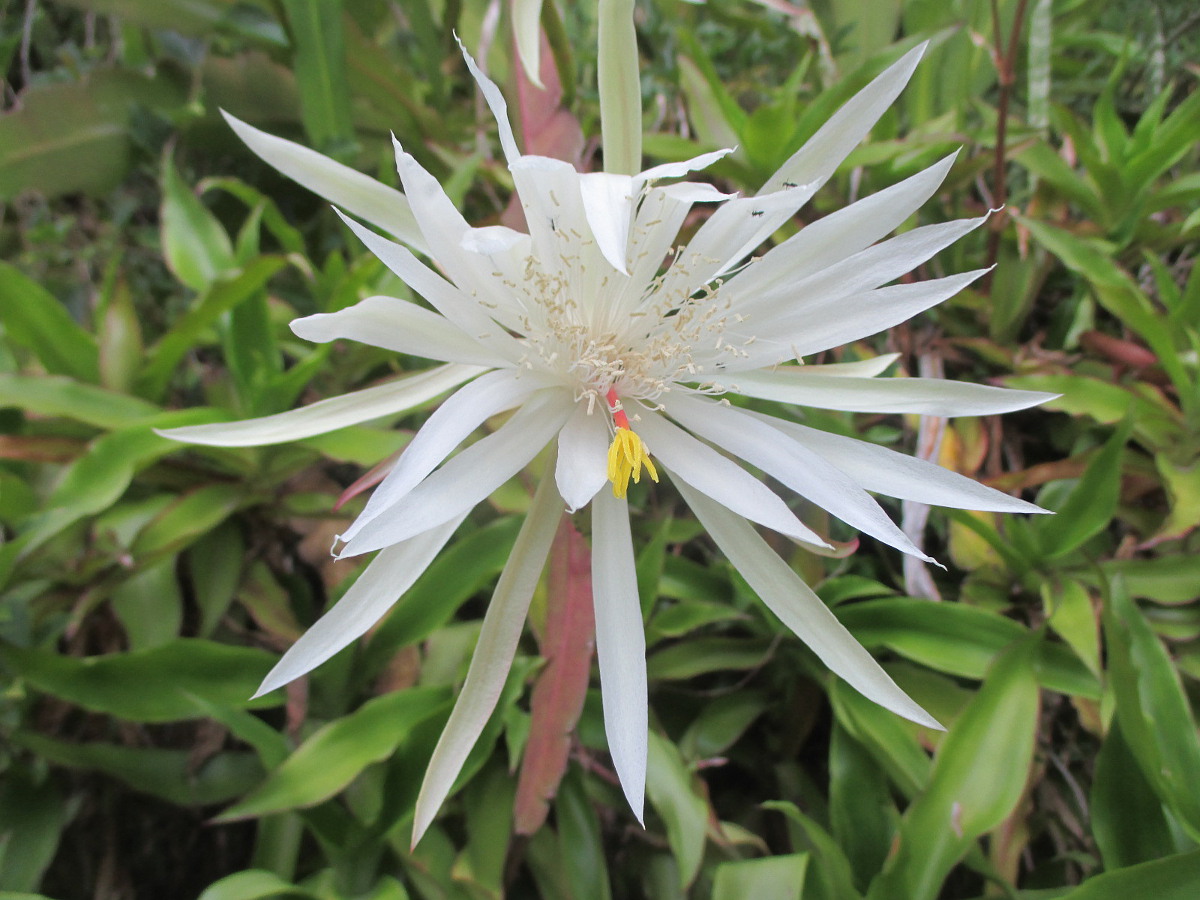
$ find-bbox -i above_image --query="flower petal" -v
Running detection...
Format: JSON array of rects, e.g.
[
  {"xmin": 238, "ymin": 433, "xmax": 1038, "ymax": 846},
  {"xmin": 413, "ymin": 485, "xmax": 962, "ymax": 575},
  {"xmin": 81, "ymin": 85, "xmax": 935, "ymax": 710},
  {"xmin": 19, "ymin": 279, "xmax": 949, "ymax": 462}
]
[
  {"xmin": 254, "ymin": 515, "xmax": 465, "ymax": 697},
  {"xmin": 675, "ymin": 479, "xmax": 941, "ymax": 730},
  {"xmin": 721, "ymin": 369, "xmax": 1059, "ymax": 417},
  {"xmin": 342, "ymin": 369, "xmax": 555, "ymax": 542},
  {"xmin": 579, "ymin": 172, "xmax": 635, "ymax": 274},
  {"xmin": 633, "ymin": 411, "xmax": 830, "ymax": 548},
  {"xmin": 591, "ymin": 489, "xmax": 647, "ymax": 822},
  {"xmin": 458, "ymin": 38, "xmax": 522, "ymax": 164},
  {"xmin": 290, "ymin": 296, "xmax": 509, "ymax": 367},
  {"xmin": 665, "ymin": 394, "xmax": 933, "ymax": 561},
  {"xmin": 758, "ymin": 43, "xmax": 926, "ymax": 195},
  {"xmin": 766, "ymin": 416, "xmax": 1047, "ymax": 514},
  {"xmin": 556, "ymin": 402, "xmax": 611, "ymax": 513},
  {"xmin": 338, "ymin": 389, "xmax": 573, "ymax": 556},
  {"xmin": 157, "ymin": 363, "xmax": 485, "ymax": 447},
  {"xmin": 221, "ymin": 111, "xmax": 426, "ymax": 251},
  {"xmin": 730, "ymin": 153, "xmax": 957, "ymax": 302},
  {"xmin": 411, "ymin": 474, "xmax": 562, "ymax": 846},
  {"xmin": 335, "ymin": 210, "xmax": 521, "ymax": 360}
]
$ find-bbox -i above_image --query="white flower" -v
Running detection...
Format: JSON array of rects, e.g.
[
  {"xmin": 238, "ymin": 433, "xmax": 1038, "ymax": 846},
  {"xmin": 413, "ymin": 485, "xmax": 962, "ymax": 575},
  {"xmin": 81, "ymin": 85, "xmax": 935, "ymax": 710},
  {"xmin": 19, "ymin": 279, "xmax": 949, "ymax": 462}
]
[{"xmin": 161, "ymin": 43, "xmax": 1052, "ymax": 843}]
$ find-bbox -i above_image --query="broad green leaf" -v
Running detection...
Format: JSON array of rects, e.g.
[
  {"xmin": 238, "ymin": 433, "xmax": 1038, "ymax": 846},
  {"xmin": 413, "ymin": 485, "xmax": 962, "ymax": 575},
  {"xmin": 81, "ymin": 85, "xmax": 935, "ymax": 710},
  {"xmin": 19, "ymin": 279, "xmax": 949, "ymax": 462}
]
[
  {"xmin": 281, "ymin": 0, "xmax": 356, "ymax": 157},
  {"xmin": 830, "ymin": 723, "xmax": 894, "ymax": 890},
  {"xmin": 829, "ymin": 680, "xmax": 931, "ymax": 799},
  {"xmin": 1104, "ymin": 580, "xmax": 1200, "ymax": 838},
  {"xmin": 218, "ymin": 687, "xmax": 449, "ymax": 820},
  {"xmin": 678, "ymin": 691, "xmax": 768, "ymax": 760},
  {"xmin": 712, "ymin": 854, "xmax": 809, "ymax": 900},
  {"xmin": 763, "ymin": 802, "xmax": 861, "ymax": 900},
  {"xmin": 867, "ymin": 639, "xmax": 1040, "ymax": 900},
  {"xmin": 646, "ymin": 731, "xmax": 708, "ymax": 889},
  {"xmin": 98, "ymin": 279, "xmax": 143, "ymax": 393},
  {"xmin": 0, "ymin": 767, "xmax": 66, "ymax": 892},
  {"xmin": 0, "ymin": 70, "xmax": 185, "ymax": 199},
  {"xmin": 1059, "ymin": 850, "xmax": 1200, "ymax": 900},
  {"xmin": 839, "ymin": 598, "xmax": 1099, "ymax": 698},
  {"xmin": 198, "ymin": 869, "xmax": 317, "ymax": 900},
  {"xmin": 647, "ymin": 637, "xmax": 773, "ymax": 681},
  {"xmin": 1092, "ymin": 720, "xmax": 1178, "ymax": 870},
  {"xmin": 161, "ymin": 158, "xmax": 236, "ymax": 292},
  {"xmin": 14, "ymin": 733, "xmax": 261, "ymax": 807},
  {"xmin": 129, "ymin": 484, "xmax": 245, "ymax": 560},
  {"xmin": 0, "ymin": 639, "xmax": 275, "ymax": 722},
  {"xmin": 1042, "ymin": 579, "xmax": 1101, "ymax": 675},
  {"xmin": 110, "ymin": 559, "xmax": 184, "ymax": 650},
  {"xmin": 0, "ymin": 373, "xmax": 159, "ymax": 429},
  {"xmin": 1033, "ymin": 421, "xmax": 1129, "ymax": 560},
  {"xmin": 0, "ymin": 262, "xmax": 99, "ymax": 382},
  {"xmin": 1099, "ymin": 556, "xmax": 1200, "ymax": 605},
  {"xmin": 555, "ymin": 766, "xmax": 613, "ymax": 900}
]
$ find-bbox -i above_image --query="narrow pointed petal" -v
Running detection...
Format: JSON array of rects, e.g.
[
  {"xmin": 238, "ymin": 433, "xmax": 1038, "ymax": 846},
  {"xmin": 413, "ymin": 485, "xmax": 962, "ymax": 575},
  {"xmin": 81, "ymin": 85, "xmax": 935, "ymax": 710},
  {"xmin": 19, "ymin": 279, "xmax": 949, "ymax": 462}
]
[
  {"xmin": 591, "ymin": 490, "xmax": 647, "ymax": 822},
  {"xmin": 291, "ymin": 296, "xmax": 509, "ymax": 367},
  {"xmin": 711, "ymin": 269, "xmax": 990, "ymax": 370},
  {"xmin": 636, "ymin": 148, "xmax": 733, "ymax": 184},
  {"xmin": 411, "ymin": 474, "xmax": 562, "ymax": 846},
  {"xmin": 758, "ymin": 42, "xmax": 927, "ymax": 195},
  {"xmin": 766, "ymin": 416, "xmax": 1048, "ymax": 513},
  {"xmin": 675, "ymin": 480, "xmax": 941, "ymax": 730},
  {"xmin": 255, "ymin": 516, "xmax": 464, "ymax": 697},
  {"xmin": 339, "ymin": 390, "xmax": 573, "ymax": 556},
  {"xmin": 157, "ymin": 364, "xmax": 485, "ymax": 447},
  {"xmin": 579, "ymin": 172, "xmax": 635, "ymax": 273},
  {"xmin": 665, "ymin": 394, "xmax": 933, "ymax": 561},
  {"xmin": 633, "ymin": 411, "xmax": 830, "ymax": 548},
  {"xmin": 731, "ymin": 153, "xmax": 957, "ymax": 302},
  {"xmin": 721, "ymin": 369, "xmax": 1059, "ymax": 417},
  {"xmin": 344, "ymin": 370, "xmax": 555, "ymax": 542},
  {"xmin": 556, "ymin": 402, "xmax": 611, "ymax": 513},
  {"xmin": 458, "ymin": 38, "xmax": 522, "ymax": 164},
  {"xmin": 336, "ymin": 211, "xmax": 521, "ymax": 360},
  {"xmin": 801, "ymin": 354, "xmax": 900, "ymax": 378},
  {"xmin": 221, "ymin": 111, "xmax": 425, "ymax": 251}
]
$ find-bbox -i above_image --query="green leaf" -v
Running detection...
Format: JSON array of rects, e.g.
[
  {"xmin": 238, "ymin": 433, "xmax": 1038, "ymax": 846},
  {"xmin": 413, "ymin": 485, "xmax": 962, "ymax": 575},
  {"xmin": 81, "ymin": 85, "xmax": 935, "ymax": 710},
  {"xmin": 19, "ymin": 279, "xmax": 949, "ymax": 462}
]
[
  {"xmin": 110, "ymin": 559, "xmax": 184, "ymax": 650},
  {"xmin": 1058, "ymin": 850, "xmax": 1200, "ymax": 900},
  {"xmin": 161, "ymin": 158, "xmax": 236, "ymax": 292},
  {"xmin": 280, "ymin": 0, "xmax": 356, "ymax": 157},
  {"xmin": 217, "ymin": 686, "xmax": 449, "ymax": 820},
  {"xmin": 0, "ymin": 639, "xmax": 276, "ymax": 722},
  {"xmin": 712, "ymin": 854, "xmax": 809, "ymax": 900},
  {"xmin": 555, "ymin": 766, "xmax": 613, "ymax": 900},
  {"xmin": 867, "ymin": 639, "xmax": 1040, "ymax": 900},
  {"xmin": 1104, "ymin": 580, "xmax": 1200, "ymax": 838},
  {"xmin": 763, "ymin": 802, "xmax": 861, "ymax": 900},
  {"xmin": 198, "ymin": 869, "xmax": 317, "ymax": 900},
  {"xmin": 0, "ymin": 767, "xmax": 67, "ymax": 892},
  {"xmin": 1033, "ymin": 421, "xmax": 1129, "ymax": 560},
  {"xmin": 0, "ymin": 373, "xmax": 159, "ymax": 428},
  {"xmin": 647, "ymin": 637, "xmax": 773, "ymax": 681},
  {"xmin": 129, "ymin": 484, "xmax": 245, "ymax": 561},
  {"xmin": 14, "ymin": 733, "xmax": 261, "ymax": 807},
  {"xmin": 830, "ymin": 723, "xmax": 895, "ymax": 890},
  {"xmin": 1092, "ymin": 720, "xmax": 1178, "ymax": 870},
  {"xmin": 0, "ymin": 262, "xmax": 99, "ymax": 382},
  {"xmin": 646, "ymin": 731, "xmax": 708, "ymax": 889}
]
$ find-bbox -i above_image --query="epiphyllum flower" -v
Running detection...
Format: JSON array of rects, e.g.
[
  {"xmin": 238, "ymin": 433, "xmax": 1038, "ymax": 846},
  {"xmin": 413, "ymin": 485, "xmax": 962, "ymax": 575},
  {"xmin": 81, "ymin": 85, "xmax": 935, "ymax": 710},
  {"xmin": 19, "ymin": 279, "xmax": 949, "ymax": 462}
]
[{"xmin": 162, "ymin": 44, "xmax": 1052, "ymax": 843}]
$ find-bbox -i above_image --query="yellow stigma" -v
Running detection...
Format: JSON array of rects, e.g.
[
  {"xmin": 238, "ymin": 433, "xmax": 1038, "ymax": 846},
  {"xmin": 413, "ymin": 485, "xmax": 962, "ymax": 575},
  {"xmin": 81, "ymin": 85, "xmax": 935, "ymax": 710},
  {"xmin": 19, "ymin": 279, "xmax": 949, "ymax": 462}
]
[{"xmin": 607, "ymin": 427, "xmax": 659, "ymax": 499}]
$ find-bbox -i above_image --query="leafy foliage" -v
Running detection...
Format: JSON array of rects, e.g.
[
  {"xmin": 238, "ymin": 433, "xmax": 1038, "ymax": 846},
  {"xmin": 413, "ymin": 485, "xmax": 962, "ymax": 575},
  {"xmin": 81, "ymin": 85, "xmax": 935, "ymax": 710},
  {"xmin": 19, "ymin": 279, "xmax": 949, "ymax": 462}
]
[{"xmin": 1, "ymin": 0, "xmax": 1198, "ymax": 897}]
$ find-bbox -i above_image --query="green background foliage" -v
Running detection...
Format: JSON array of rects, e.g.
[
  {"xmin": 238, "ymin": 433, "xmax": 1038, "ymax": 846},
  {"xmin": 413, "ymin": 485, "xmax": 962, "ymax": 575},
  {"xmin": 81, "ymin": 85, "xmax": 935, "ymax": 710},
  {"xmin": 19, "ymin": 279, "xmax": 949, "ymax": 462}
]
[{"xmin": 1, "ymin": 0, "xmax": 1198, "ymax": 897}]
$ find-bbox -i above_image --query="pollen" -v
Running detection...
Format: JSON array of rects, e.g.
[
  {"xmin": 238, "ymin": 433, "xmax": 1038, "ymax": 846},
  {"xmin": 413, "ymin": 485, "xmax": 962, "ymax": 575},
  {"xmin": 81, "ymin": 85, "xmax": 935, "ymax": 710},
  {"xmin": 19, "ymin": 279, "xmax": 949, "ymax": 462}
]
[{"xmin": 606, "ymin": 387, "xmax": 659, "ymax": 499}]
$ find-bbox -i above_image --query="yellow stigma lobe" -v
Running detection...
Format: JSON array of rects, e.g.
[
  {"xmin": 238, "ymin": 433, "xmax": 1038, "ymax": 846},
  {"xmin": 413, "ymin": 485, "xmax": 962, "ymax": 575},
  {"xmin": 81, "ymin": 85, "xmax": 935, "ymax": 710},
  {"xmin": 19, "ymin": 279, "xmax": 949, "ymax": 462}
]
[{"xmin": 605, "ymin": 388, "xmax": 659, "ymax": 499}]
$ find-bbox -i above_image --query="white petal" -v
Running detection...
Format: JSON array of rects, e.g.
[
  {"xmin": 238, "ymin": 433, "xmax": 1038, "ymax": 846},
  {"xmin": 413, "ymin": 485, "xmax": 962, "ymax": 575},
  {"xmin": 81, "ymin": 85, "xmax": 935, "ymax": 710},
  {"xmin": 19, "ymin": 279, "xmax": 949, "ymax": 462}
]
[
  {"xmin": 730, "ymin": 153, "xmax": 957, "ymax": 302},
  {"xmin": 343, "ymin": 369, "xmax": 555, "ymax": 542},
  {"xmin": 665, "ymin": 395, "xmax": 932, "ymax": 561},
  {"xmin": 675, "ymin": 480, "xmax": 941, "ymax": 730},
  {"xmin": 592, "ymin": 490, "xmax": 647, "ymax": 822},
  {"xmin": 458, "ymin": 38, "xmax": 521, "ymax": 164},
  {"xmin": 710, "ymin": 269, "xmax": 989, "ymax": 370},
  {"xmin": 290, "ymin": 296, "xmax": 508, "ymax": 367},
  {"xmin": 411, "ymin": 474, "xmax": 562, "ymax": 846},
  {"xmin": 654, "ymin": 182, "xmax": 731, "ymax": 203},
  {"xmin": 758, "ymin": 43, "xmax": 927, "ymax": 195},
  {"xmin": 722, "ymin": 369, "xmax": 1059, "ymax": 417},
  {"xmin": 157, "ymin": 364, "xmax": 485, "ymax": 447},
  {"xmin": 580, "ymin": 172, "xmax": 635, "ymax": 273},
  {"xmin": 254, "ymin": 516, "xmax": 464, "ymax": 697},
  {"xmin": 336, "ymin": 210, "xmax": 520, "ymax": 360},
  {"xmin": 633, "ymin": 411, "xmax": 830, "ymax": 548},
  {"xmin": 767, "ymin": 417, "xmax": 1047, "ymax": 514},
  {"xmin": 743, "ymin": 213, "xmax": 990, "ymax": 323},
  {"xmin": 221, "ymin": 111, "xmax": 426, "ymax": 252},
  {"xmin": 636, "ymin": 148, "xmax": 733, "ymax": 184},
  {"xmin": 339, "ymin": 390, "xmax": 573, "ymax": 556},
  {"xmin": 555, "ymin": 402, "xmax": 611, "ymax": 513},
  {"xmin": 509, "ymin": 156, "xmax": 599, "ymax": 282},
  {"xmin": 800, "ymin": 354, "xmax": 901, "ymax": 378}
]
